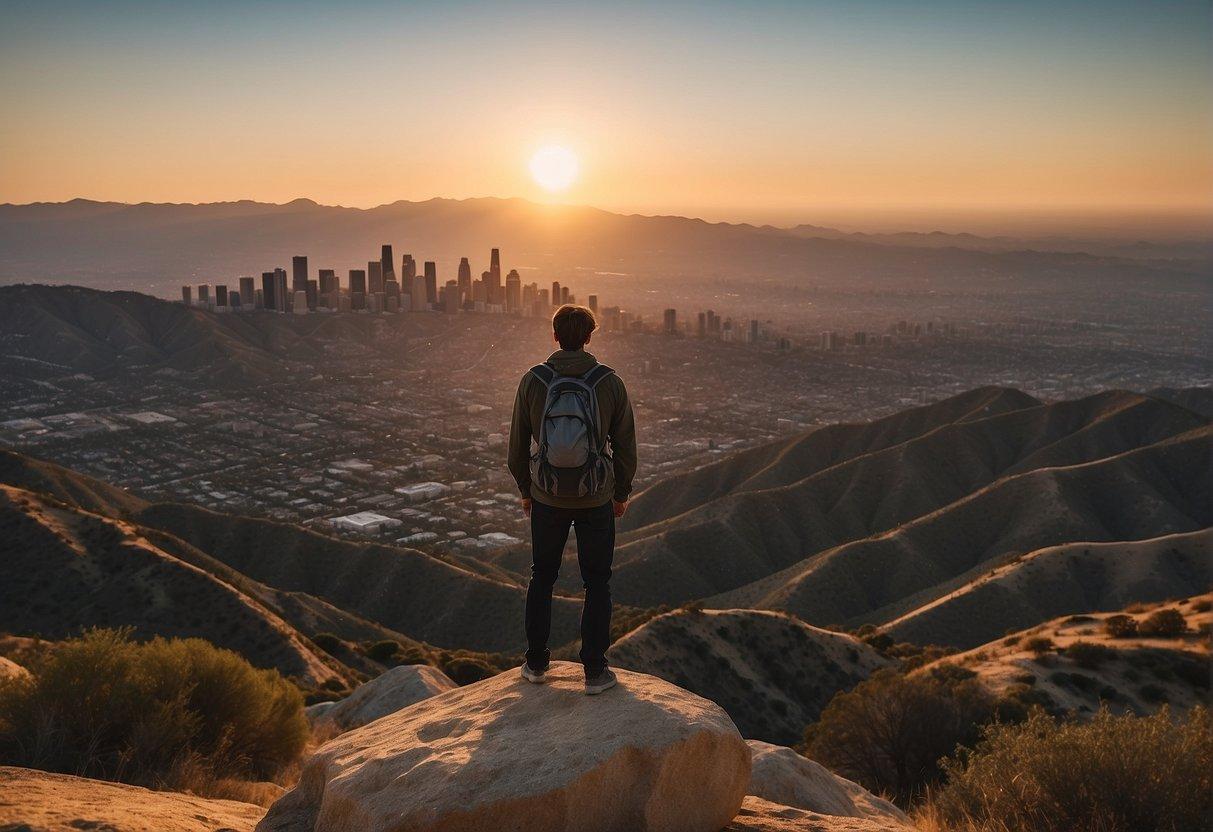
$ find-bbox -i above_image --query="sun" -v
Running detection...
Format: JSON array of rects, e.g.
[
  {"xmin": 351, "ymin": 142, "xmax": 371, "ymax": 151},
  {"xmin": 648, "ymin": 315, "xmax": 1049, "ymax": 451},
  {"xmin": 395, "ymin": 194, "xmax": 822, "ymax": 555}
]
[{"xmin": 529, "ymin": 145, "xmax": 579, "ymax": 192}]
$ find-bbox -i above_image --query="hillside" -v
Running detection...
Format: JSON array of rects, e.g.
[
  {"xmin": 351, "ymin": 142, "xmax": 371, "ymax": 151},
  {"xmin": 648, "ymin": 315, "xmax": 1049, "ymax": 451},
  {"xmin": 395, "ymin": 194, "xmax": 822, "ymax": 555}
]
[
  {"xmin": 609, "ymin": 390, "xmax": 1209, "ymax": 607},
  {"xmin": 609, "ymin": 609, "xmax": 890, "ymax": 745},
  {"xmin": 915, "ymin": 595, "xmax": 1212, "ymax": 718},
  {"xmin": 0, "ymin": 484, "xmax": 347, "ymax": 687},
  {"xmin": 1, "ymin": 198, "xmax": 1201, "ymax": 297},
  {"xmin": 881, "ymin": 529, "xmax": 1212, "ymax": 649},
  {"xmin": 710, "ymin": 425, "xmax": 1211, "ymax": 627}
]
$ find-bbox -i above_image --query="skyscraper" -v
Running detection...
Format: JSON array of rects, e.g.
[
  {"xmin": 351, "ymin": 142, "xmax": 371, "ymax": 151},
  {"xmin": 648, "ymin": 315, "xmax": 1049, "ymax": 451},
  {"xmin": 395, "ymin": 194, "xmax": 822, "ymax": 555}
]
[
  {"xmin": 306, "ymin": 279, "xmax": 318, "ymax": 311},
  {"xmin": 551, "ymin": 282, "xmax": 561, "ymax": 308},
  {"xmin": 197, "ymin": 284, "xmax": 210, "ymax": 306},
  {"xmin": 381, "ymin": 244, "xmax": 395, "ymax": 283},
  {"xmin": 402, "ymin": 254, "xmax": 416, "ymax": 281},
  {"xmin": 181, "ymin": 285, "xmax": 192, "ymax": 305},
  {"xmin": 274, "ymin": 268, "xmax": 288, "ymax": 312},
  {"xmin": 458, "ymin": 257, "xmax": 472, "ymax": 302},
  {"xmin": 215, "ymin": 284, "xmax": 228, "ymax": 308},
  {"xmin": 424, "ymin": 261, "xmax": 438, "ymax": 305},
  {"xmin": 318, "ymin": 269, "xmax": 337, "ymax": 308},
  {"xmin": 349, "ymin": 269, "xmax": 367, "ymax": 310},
  {"xmin": 239, "ymin": 276, "xmax": 256, "ymax": 309},
  {"xmin": 663, "ymin": 308, "xmax": 677, "ymax": 334},
  {"xmin": 442, "ymin": 280, "xmax": 460, "ymax": 314},
  {"xmin": 261, "ymin": 272, "xmax": 276, "ymax": 311},
  {"xmin": 368, "ymin": 261, "xmax": 384, "ymax": 294},
  {"xmin": 588, "ymin": 294, "xmax": 598, "ymax": 314},
  {"xmin": 292, "ymin": 256, "xmax": 308, "ymax": 293},
  {"xmin": 505, "ymin": 269, "xmax": 521, "ymax": 313}
]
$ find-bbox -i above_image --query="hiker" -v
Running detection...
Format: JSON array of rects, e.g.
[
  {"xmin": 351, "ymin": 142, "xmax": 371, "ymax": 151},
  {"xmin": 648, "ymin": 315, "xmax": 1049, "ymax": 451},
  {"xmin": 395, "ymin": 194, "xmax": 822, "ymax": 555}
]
[{"xmin": 507, "ymin": 304, "xmax": 637, "ymax": 695}]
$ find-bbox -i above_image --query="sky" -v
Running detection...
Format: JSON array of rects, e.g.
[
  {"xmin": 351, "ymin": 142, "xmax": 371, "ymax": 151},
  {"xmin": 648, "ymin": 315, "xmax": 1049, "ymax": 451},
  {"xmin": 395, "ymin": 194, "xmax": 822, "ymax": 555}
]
[{"xmin": 0, "ymin": 0, "xmax": 1210, "ymax": 234}]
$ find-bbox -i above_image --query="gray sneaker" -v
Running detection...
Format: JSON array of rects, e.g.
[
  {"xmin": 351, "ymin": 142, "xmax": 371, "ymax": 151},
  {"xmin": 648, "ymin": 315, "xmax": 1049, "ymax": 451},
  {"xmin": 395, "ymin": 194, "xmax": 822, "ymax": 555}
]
[
  {"xmin": 520, "ymin": 664, "xmax": 546, "ymax": 684},
  {"xmin": 584, "ymin": 668, "xmax": 617, "ymax": 695}
]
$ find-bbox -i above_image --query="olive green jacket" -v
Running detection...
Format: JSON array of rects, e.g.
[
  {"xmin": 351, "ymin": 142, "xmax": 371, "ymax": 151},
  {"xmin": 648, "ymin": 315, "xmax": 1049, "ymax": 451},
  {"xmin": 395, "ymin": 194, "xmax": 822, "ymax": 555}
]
[{"xmin": 507, "ymin": 349, "xmax": 637, "ymax": 508}]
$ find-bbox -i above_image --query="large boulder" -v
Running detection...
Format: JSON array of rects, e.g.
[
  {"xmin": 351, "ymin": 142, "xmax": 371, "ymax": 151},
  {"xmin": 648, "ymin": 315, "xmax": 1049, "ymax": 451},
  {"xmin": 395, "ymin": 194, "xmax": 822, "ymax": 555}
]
[
  {"xmin": 312, "ymin": 664, "xmax": 457, "ymax": 731},
  {"xmin": 725, "ymin": 796, "xmax": 907, "ymax": 832},
  {"xmin": 0, "ymin": 656, "xmax": 29, "ymax": 681},
  {"xmin": 746, "ymin": 742, "xmax": 907, "ymax": 825},
  {"xmin": 0, "ymin": 766, "xmax": 264, "ymax": 832},
  {"xmin": 258, "ymin": 661, "xmax": 750, "ymax": 832}
]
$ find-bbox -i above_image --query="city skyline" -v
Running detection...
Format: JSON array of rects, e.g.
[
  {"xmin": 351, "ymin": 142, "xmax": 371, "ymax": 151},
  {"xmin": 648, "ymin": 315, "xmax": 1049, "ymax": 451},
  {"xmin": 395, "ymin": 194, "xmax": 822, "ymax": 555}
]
[{"xmin": 1, "ymin": 1, "xmax": 1210, "ymax": 235}]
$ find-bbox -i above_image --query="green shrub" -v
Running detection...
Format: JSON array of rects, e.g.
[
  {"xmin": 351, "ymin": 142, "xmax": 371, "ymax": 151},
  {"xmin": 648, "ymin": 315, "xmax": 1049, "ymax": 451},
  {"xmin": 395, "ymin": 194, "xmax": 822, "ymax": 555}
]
[
  {"xmin": 804, "ymin": 668, "xmax": 996, "ymax": 806},
  {"xmin": 1138, "ymin": 609, "xmax": 1186, "ymax": 638},
  {"xmin": 311, "ymin": 632, "xmax": 343, "ymax": 653},
  {"xmin": 0, "ymin": 629, "xmax": 307, "ymax": 787},
  {"xmin": 442, "ymin": 656, "xmax": 496, "ymax": 685},
  {"xmin": 1104, "ymin": 615, "xmax": 1138, "ymax": 639},
  {"xmin": 1065, "ymin": 641, "xmax": 1115, "ymax": 669},
  {"xmin": 928, "ymin": 707, "xmax": 1212, "ymax": 832},
  {"xmin": 1023, "ymin": 636, "xmax": 1055, "ymax": 655},
  {"xmin": 366, "ymin": 639, "xmax": 402, "ymax": 663}
]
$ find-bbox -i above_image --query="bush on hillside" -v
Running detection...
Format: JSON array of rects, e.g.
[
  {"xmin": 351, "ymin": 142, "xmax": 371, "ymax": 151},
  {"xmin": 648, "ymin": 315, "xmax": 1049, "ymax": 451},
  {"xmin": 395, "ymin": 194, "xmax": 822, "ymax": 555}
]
[
  {"xmin": 1138, "ymin": 609, "xmax": 1186, "ymax": 638},
  {"xmin": 366, "ymin": 639, "xmax": 402, "ymax": 663},
  {"xmin": 311, "ymin": 632, "xmax": 343, "ymax": 653},
  {"xmin": 804, "ymin": 668, "xmax": 995, "ymax": 806},
  {"xmin": 0, "ymin": 629, "xmax": 307, "ymax": 788},
  {"xmin": 1023, "ymin": 636, "xmax": 1055, "ymax": 655},
  {"xmin": 442, "ymin": 656, "xmax": 497, "ymax": 685},
  {"xmin": 927, "ymin": 706, "xmax": 1212, "ymax": 832},
  {"xmin": 1103, "ymin": 614, "xmax": 1138, "ymax": 639},
  {"xmin": 1064, "ymin": 641, "xmax": 1115, "ymax": 670}
]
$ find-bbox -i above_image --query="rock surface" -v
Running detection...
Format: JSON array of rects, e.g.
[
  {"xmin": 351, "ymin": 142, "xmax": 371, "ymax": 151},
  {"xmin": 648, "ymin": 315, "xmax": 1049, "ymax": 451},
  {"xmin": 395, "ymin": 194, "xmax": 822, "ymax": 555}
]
[
  {"xmin": 0, "ymin": 766, "xmax": 264, "ymax": 832},
  {"xmin": 258, "ymin": 661, "xmax": 750, "ymax": 832},
  {"xmin": 0, "ymin": 656, "xmax": 29, "ymax": 681},
  {"xmin": 311, "ymin": 663, "xmax": 457, "ymax": 731},
  {"xmin": 724, "ymin": 796, "xmax": 908, "ymax": 831},
  {"xmin": 746, "ymin": 741, "xmax": 907, "ymax": 824}
]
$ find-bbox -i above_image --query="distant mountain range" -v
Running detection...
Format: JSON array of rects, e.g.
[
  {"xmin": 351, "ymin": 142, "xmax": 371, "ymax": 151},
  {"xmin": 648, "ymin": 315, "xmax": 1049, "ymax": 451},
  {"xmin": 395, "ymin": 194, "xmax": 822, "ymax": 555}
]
[{"xmin": 0, "ymin": 198, "xmax": 1205, "ymax": 296}]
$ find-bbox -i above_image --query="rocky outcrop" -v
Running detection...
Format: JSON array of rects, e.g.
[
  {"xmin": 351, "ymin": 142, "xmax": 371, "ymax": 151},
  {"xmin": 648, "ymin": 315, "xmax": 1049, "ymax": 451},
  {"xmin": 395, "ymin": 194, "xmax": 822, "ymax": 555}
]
[
  {"xmin": 258, "ymin": 662, "xmax": 750, "ymax": 832},
  {"xmin": 308, "ymin": 664, "xmax": 457, "ymax": 731},
  {"xmin": 0, "ymin": 766, "xmax": 264, "ymax": 832},
  {"xmin": 746, "ymin": 742, "xmax": 907, "ymax": 825},
  {"xmin": 725, "ymin": 796, "xmax": 908, "ymax": 831},
  {"xmin": 0, "ymin": 656, "xmax": 29, "ymax": 681}
]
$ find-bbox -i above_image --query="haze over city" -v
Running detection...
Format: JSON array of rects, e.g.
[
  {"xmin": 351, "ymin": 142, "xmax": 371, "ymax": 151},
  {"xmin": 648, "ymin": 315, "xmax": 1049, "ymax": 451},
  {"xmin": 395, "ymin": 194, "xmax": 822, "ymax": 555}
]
[{"xmin": 0, "ymin": 3, "xmax": 1210, "ymax": 832}]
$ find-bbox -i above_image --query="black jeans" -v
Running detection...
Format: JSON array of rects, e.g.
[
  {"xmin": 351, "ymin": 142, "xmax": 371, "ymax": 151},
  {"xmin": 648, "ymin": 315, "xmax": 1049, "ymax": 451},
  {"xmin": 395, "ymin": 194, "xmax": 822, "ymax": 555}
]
[{"xmin": 525, "ymin": 500, "xmax": 615, "ymax": 676}]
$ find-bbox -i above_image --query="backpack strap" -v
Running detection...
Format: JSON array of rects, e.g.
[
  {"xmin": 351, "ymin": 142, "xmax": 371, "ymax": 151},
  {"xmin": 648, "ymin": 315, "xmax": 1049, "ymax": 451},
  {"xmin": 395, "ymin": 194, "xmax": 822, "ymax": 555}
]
[
  {"xmin": 528, "ymin": 363, "xmax": 558, "ymax": 387},
  {"xmin": 582, "ymin": 363, "xmax": 615, "ymax": 388}
]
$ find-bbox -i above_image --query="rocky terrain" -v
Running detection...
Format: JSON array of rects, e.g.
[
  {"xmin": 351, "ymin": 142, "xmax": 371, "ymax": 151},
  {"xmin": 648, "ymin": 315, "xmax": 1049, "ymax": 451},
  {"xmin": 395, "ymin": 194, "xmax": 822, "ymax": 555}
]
[{"xmin": 610, "ymin": 609, "xmax": 889, "ymax": 744}]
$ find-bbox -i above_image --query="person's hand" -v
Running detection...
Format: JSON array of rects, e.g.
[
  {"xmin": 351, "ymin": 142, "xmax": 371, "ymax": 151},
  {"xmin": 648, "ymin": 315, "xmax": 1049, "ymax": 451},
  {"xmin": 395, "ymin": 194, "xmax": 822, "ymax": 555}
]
[
  {"xmin": 521, "ymin": 497, "xmax": 532, "ymax": 517},
  {"xmin": 613, "ymin": 500, "xmax": 628, "ymax": 518}
]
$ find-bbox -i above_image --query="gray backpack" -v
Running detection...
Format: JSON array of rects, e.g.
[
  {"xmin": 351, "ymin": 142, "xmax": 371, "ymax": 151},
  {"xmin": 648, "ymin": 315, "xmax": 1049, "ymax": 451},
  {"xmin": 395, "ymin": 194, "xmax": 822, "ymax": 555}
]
[{"xmin": 528, "ymin": 362, "xmax": 615, "ymax": 498}]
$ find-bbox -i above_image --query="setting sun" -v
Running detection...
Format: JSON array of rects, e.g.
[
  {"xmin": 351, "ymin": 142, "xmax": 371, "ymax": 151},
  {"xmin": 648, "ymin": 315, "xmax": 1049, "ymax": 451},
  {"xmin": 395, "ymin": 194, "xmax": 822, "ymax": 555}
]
[{"xmin": 529, "ymin": 145, "xmax": 579, "ymax": 192}]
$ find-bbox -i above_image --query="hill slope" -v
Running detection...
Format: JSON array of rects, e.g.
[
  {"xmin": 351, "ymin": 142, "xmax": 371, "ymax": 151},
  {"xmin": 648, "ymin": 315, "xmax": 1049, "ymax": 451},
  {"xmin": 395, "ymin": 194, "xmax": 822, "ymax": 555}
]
[
  {"xmin": 610, "ymin": 390, "xmax": 1208, "ymax": 607},
  {"xmin": 0, "ymin": 484, "xmax": 346, "ymax": 687},
  {"xmin": 609, "ymin": 609, "xmax": 890, "ymax": 745},
  {"xmin": 881, "ymin": 529, "xmax": 1212, "ymax": 649}
]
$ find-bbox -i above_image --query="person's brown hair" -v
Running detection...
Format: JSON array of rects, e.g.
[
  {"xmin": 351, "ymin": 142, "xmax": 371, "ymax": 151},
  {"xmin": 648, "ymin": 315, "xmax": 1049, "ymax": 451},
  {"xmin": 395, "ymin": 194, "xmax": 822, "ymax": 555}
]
[{"xmin": 552, "ymin": 304, "xmax": 597, "ymax": 350}]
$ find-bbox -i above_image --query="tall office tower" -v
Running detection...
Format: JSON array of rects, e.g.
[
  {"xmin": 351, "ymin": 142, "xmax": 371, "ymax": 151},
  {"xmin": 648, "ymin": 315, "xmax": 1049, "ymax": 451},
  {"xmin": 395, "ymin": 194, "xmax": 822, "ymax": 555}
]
[
  {"xmin": 457, "ymin": 257, "xmax": 472, "ymax": 301},
  {"xmin": 505, "ymin": 269, "xmax": 521, "ymax": 312},
  {"xmin": 292, "ymin": 256, "xmax": 308, "ymax": 293},
  {"xmin": 522, "ymin": 282, "xmax": 536, "ymax": 308},
  {"xmin": 663, "ymin": 308, "xmax": 677, "ymax": 334},
  {"xmin": 254, "ymin": 288, "xmax": 263, "ymax": 308},
  {"xmin": 538, "ymin": 288, "xmax": 550, "ymax": 308},
  {"xmin": 349, "ymin": 269, "xmax": 367, "ymax": 310},
  {"xmin": 318, "ymin": 269, "xmax": 336, "ymax": 308},
  {"xmin": 490, "ymin": 248, "xmax": 501, "ymax": 282},
  {"xmin": 588, "ymin": 294, "xmax": 598, "ymax": 314},
  {"xmin": 215, "ymin": 285, "xmax": 228, "ymax": 307},
  {"xmin": 197, "ymin": 285, "xmax": 211, "ymax": 307},
  {"xmin": 424, "ymin": 261, "xmax": 438, "ymax": 304},
  {"xmin": 442, "ymin": 280, "xmax": 460, "ymax": 314},
  {"xmin": 749, "ymin": 319, "xmax": 759, "ymax": 343},
  {"xmin": 306, "ymin": 280, "xmax": 318, "ymax": 311},
  {"xmin": 697, "ymin": 311, "xmax": 707, "ymax": 337},
  {"xmin": 411, "ymin": 273, "xmax": 428, "ymax": 309},
  {"xmin": 368, "ymin": 261, "xmax": 384, "ymax": 294},
  {"xmin": 274, "ymin": 268, "xmax": 289, "ymax": 312},
  {"xmin": 402, "ymin": 254, "xmax": 416, "ymax": 281},
  {"xmin": 381, "ymin": 244, "xmax": 395, "ymax": 283},
  {"xmin": 229, "ymin": 291, "xmax": 241, "ymax": 308},
  {"xmin": 293, "ymin": 290, "xmax": 308, "ymax": 315},
  {"xmin": 181, "ymin": 286, "xmax": 192, "ymax": 305},
  {"xmin": 261, "ymin": 272, "xmax": 276, "ymax": 311},
  {"xmin": 561, "ymin": 286, "xmax": 571, "ymax": 305},
  {"xmin": 385, "ymin": 279, "xmax": 400, "ymax": 312},
  {"xmin": 239, "ymin": 276, "xmax": 256, "ymax": 309},
  {"xmin": 472, "ymin": 278, "xmax": 487, "ymax": 304},
  {"xmin": 551, "ymin": 282, "xmax": 561, "ymax": 308}
]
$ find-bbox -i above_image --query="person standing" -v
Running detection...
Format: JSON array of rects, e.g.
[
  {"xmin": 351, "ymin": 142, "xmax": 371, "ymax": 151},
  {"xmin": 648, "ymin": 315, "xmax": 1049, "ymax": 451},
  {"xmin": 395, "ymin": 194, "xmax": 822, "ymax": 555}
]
[{"xmin": 507, "ymin": 304, "xmax": 637, "ymax": 694}]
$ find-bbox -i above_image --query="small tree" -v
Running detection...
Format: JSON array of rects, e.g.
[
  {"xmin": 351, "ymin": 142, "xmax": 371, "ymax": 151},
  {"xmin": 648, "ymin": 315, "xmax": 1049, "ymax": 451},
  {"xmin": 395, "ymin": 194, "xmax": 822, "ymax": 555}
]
[
  {"xmin": 1104, "ymin": 614, "xmax": 1138, "ymax": 639},
  {"xmin": 1138, "ymin": 609, "xmax": 1186, "ymax": 638}
]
